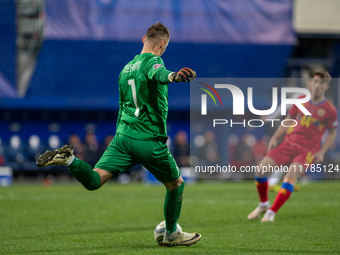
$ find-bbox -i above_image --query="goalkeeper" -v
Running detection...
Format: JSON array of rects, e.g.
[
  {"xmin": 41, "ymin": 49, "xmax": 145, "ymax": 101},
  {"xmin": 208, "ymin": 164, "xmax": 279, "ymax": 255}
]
[{"xmin": 36, "ymin": 22, "xmax": 201, "ymax": 247}]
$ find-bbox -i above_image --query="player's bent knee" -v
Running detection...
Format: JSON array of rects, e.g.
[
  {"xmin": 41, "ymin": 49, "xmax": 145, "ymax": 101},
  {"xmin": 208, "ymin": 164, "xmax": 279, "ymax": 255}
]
[
  {"xmin": 284, "ymin": 164, "xmax": 303, "ymax": 181},
  {"xmin": 80, "ymin": 168, "xmax": 110, "ymax": 191},
  {"xmin": 163, "ymin": 176, "xmax": 184, "ymax": 191},
  {"xmin": 255, "ymin": 156, "xmax": 277, "ymax": 176},
  {"xmin": 83, "ymin": 183, "xmax": 100, "ymax": 191},
  {"xmin": 175, "ymin": 176, "xmax": 184, "ymax": 186},
  {"xmin": 283, "ymin": 177, "xmax": 297, "ymax": 184},
  {"xmin": 170, "ymin": 181, "xmax": 185, "ymax": 196},
  {"xmin": 94, "ymin": 168, "xmax": 113, "ymax": 188}
]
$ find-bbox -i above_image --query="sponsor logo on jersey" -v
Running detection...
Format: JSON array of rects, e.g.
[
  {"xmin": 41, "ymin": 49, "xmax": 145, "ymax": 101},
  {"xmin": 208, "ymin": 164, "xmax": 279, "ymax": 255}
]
[
  {"xmin": 317, "ymin": 108, "xmax": 325, "ymax": 117},
  {"xmin": 153, "ymin": 64, "xmax": 163, "ymax": 70}
]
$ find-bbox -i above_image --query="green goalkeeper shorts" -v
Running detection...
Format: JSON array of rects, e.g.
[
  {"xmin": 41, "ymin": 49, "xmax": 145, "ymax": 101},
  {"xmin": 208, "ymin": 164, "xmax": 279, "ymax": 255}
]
[{"xmin": 94, "ymin": 134, "xmax": 180, "ymax": 183}]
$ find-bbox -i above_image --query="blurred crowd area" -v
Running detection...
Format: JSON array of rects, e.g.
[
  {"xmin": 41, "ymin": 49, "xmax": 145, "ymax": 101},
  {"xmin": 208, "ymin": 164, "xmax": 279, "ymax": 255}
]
[
  {"xmin": 191, "ymin": 118, "xmax": 340, "ymax": 180},
  {"xmin": 0, "ymin": 111, "xmax": 191, "ymax": 182},
  {"xmin": 2, "ymin": 111, "xmax": 339, "ymax": 182},
  {"xmin": 1, "ymin": 0, "xmax": 339, "ymax": 182}
]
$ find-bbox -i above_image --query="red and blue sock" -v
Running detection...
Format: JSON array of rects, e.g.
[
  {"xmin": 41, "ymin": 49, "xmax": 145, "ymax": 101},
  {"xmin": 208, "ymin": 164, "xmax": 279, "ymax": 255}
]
[
  {"xmin": 271, "ymin": 182, "xmax": 294, "ymax": 213},
  {"xmin": 255, "ymin": 177, "xmax": 268, "ymax": 203}
]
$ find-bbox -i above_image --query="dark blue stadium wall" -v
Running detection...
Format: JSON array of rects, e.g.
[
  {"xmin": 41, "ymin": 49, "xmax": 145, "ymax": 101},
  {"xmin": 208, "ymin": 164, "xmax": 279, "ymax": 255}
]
[
  {"xmin": 6, "ymin": 0, "xmax": 296, "ymax": 110},
  {"xmin": 26, "ymin": 41, "xmax": 293, "ymax": 110},
  {"xmin": 0, "ymin": 0, "xmax": 17, "ymax": 98}
]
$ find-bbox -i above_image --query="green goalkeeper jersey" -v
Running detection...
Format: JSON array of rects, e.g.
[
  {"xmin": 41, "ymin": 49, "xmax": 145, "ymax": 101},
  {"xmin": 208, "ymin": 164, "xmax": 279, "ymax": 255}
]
[{"xmin": 116, "ymin": 53, "xmax": 173, "ymax": 141}]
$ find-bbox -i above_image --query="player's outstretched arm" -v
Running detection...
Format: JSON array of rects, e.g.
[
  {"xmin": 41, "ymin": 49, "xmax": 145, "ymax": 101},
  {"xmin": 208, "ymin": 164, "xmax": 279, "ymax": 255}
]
[
  {"xmin": 169, "ymin": 68, "xmax": 197, "ymax": 83},
  {"xmin": 314, "ymin": 128, "xmax": 337, "ymax": 163}
]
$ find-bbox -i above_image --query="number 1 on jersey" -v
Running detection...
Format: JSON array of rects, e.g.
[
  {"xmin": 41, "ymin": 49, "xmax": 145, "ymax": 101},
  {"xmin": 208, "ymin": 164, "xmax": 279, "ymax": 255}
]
[{"xmin": 128, "ymin": 79, "xmax": 140, "ymax": 117}]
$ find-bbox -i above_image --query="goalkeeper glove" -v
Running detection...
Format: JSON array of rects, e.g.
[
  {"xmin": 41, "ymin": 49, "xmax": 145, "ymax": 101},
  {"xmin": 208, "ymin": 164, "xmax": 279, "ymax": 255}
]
[{"xmin": 168, "ymin": 67, "xmax": 197, "ymax": 83}]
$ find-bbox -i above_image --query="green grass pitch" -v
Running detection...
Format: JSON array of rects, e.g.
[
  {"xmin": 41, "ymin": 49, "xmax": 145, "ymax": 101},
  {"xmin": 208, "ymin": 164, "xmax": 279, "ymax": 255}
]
[{"xmin": 1, "ymin": 181, "xmax": 339, "ymax": 254}]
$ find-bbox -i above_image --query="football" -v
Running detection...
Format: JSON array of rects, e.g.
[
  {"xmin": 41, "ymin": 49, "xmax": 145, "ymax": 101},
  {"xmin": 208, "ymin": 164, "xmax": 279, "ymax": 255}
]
[{"xmin": 154, "ymin": 221, "xmax": 182, "ymax": 246}]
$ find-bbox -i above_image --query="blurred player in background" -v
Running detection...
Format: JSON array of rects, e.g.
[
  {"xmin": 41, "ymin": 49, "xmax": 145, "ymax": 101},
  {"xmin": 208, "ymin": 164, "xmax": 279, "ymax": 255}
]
[
  {"xmin": 36, "ymin": 22, "xmax": 201, "ymax": 246},
  {"xmin": 264, "ymin": 76, "xmax": 313, "ymax": 192},
  {"xmin": 248, "ymin": 70, "xmax": 337, "ymax": 222}
]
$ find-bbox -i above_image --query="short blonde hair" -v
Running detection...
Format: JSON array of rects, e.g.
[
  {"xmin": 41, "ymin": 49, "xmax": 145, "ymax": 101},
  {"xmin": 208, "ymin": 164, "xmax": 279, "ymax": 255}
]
[{"xmin": 146, "ymin": 22, "xmax": 170, "ymax": 41}]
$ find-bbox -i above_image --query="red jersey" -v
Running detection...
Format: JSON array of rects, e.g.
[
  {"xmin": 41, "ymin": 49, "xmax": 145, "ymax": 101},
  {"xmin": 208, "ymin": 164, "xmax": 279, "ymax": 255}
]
[{"xmin": 284, "ymin": 97, "xmax": 338, "ymax": 151}]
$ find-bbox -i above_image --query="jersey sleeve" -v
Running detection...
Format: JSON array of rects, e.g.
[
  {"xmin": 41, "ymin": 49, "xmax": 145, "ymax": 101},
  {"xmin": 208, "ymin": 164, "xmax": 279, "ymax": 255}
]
[
  {"xmin": 288, "ymin": 104, "xmax": 298, "ymax": 118},
  {"xmin": 326, "ymin": 107, "xmax": 338, "ymax": 130},
  {"xmin": 144, "ymin": 56, "xmax": 172, "ymax": 84},
  {"xmin": 288, "ymin": 95, "xmax": 305, "ymax": 118}
]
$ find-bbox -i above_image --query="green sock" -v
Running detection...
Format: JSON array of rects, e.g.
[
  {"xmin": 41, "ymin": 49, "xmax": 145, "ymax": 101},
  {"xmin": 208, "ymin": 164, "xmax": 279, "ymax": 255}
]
[
  {"xmin": 164, "ymin": 182, "xmax": 185, "ymax": 233},
  {"xmin": 68, "ymin": 157, "xmax": 101, "ymax": 191}
]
